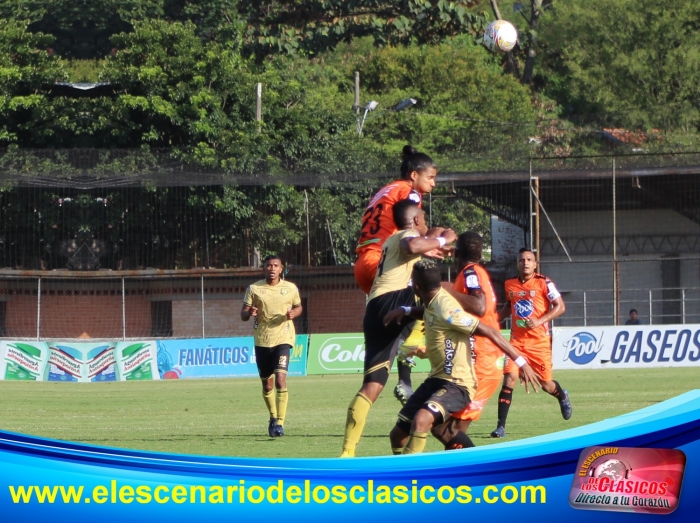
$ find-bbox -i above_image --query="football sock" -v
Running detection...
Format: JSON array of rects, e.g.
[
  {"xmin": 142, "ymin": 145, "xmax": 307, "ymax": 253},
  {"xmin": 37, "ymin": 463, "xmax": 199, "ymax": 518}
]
[
  {"xmin": 276, "ymin": 388, "xmax": 288, "ymax": 426},
  {"xmin": 496, "ymin": 386, "xmax": 513, "ymax": 428},
  {"xmin": 551, "ymin": 380, "xmax": 565, "ymax": 400},
  {"xmin": 398, "ymin": 361, "xmax": 412, "ymax": 387},
  {"xmin": 445, "ymin": 432, "xmax": 475, "ymax": 450},
  {"xmin": 263, "ymin": 389, "xmax": 277, "ymax": 419},
  {"xmin": 342, "ymin": 392, "xmax": 373, "ymax": 453},
  {"xmin": 402, "ymin": 431, "xmax": 428, "ymax": 454}
]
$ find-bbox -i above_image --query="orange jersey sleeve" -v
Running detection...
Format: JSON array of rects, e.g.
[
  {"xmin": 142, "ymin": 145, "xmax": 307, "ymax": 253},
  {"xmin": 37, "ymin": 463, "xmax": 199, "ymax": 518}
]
[
  {"xmin": 505, "ymin": 274, "xmax": 561, "ymax": 346},
  {"xmin": 356, "ymin": 180, "xmax": 422, "ymax": 255},
  {"xmin": 453, "ymin": 263, "xmax": 502, "ymax": 372}
]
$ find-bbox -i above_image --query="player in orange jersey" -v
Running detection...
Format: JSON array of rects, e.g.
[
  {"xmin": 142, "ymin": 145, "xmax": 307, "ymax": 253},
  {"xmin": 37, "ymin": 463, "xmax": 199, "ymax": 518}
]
[
  {"xmin": 354, "ymin": 145, "xmax": 440, "ymax": 405},
  {"xmin": 491, "ymin": 248, "xmax": 571, "ymax": 439},
  {"xmin": 354, "ymin": 145, "xmax": 438, "ymax": 293},
  {"xmin": 430, "ymin": 232, "xmax": 531, "ymax": 450}
]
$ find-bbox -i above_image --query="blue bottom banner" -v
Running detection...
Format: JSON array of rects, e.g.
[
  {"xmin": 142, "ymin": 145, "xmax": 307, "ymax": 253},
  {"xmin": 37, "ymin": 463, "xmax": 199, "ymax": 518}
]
[{"xmin": 1, "ymin": 391, "xmax": 699, "ymax": 521}]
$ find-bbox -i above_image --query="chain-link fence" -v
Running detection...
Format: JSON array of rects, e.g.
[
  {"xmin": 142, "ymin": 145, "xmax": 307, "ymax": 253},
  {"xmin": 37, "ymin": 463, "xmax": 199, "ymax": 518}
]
[{"xmin": 1, "ymin": 150, "xmax": 699, "ymax": 339}]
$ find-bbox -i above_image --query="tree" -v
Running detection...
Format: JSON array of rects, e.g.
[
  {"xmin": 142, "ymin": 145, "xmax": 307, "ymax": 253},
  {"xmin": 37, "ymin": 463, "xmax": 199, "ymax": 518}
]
[
  {"xmin": 539, "ymin": 0, "xmax": 700, "ymax": 132},
  {"xmin": 236, "ymin": 0, "xmax": 489, "ymax": 59},
  {"xmin": 0, "ymin": 19, "xmax": 67, "ymax": 146}
]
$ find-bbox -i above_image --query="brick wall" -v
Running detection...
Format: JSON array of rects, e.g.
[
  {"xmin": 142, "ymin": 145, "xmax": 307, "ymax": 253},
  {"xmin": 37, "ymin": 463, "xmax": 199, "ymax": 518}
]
[{"xmin": 5, "ymin": 294, "xmax": 151, "ymax": 339}]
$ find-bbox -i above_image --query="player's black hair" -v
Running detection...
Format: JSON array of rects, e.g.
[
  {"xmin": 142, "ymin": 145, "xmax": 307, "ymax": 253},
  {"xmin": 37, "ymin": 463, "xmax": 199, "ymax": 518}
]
[
  {"xmin": 629, "ymin": 309, "xmax": 638, "ymax": 314},
  {"xmin": 455, "ymin": 232, "xmax": 483, "ymax": 263},
  {"xmin": 393, "ymin": 199, "xmax": 420, "ymax": 228},
  {"xmin": 263, "ymin": 254, "xmax": 283, "ymax": 266},
  {"xmin": 400, "ymin": 145, "xmax": 436, "ymax": 179},
  {"xmin": 518, "ymin": 247, "xmax": 536, "ymax": 257},
  {"xmin": 412, "ymin": 258, "xmax": 442, "ymax": 291}
]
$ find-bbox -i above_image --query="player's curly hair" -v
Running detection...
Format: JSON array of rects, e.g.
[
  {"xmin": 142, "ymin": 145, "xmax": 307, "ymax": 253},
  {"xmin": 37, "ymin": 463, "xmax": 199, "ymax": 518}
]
[
  {"xmin": 413, "ymin": 258, "xmax": 441, "ymax": 291},
  {"xmin": 455, "ymin": 232, "xmax": 483, "ymax": 263}
]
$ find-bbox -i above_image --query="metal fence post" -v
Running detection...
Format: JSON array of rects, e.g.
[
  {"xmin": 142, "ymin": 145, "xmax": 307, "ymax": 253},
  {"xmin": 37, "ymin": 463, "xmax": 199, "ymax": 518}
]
[
  {"xmin": 583, "ymin": 291, "xmax": 587, "ymax": 326},
  {"xmin": 649, "ymin": 289, "xmax": 653, "ymax": 324},
  {"xmin": 201, "ymin": 274, "xmax": 205, "ymax": 339},
  {"xmin": 36, "ymin": 277, "xmax": 41, "ymax": 341},
  {"xmin": 612, "ymin": 157, "xmax": 619, "ymax": 325},
  {"xmin": 682, "ymin": 288, "xmax": 686, "ymax": 324},
  {"xmin": 122, "ymin": 277, "xmax": 126, "ymax": 341}
]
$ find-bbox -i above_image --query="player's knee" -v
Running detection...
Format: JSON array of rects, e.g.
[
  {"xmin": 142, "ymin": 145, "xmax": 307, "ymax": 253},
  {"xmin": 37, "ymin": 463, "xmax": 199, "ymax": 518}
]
[
  {"xmin": 275, "ymin": 373, "xmax": 287, "ymax": 389},
  {"xmin": 504, "ymin": 372, "xmax": 518, "ymax": 388},
  {"xmin": 363, "ymin": 367, "xmax": 390, "ymax": 388},
  {"xmin": 412, "ymin": 409, "xmax": 437, "ymax": 433},
  {"xmin": 261, "ymin": 377, "xmax": 274, "ymax": 393},
  {"xmin": 430, "ymin": 423, "xmax": 451, "ymax": 445}
]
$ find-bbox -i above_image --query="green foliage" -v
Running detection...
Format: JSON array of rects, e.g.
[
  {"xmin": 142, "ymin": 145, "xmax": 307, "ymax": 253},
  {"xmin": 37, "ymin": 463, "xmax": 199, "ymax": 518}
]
[
  {"xmin": 238, "ymin": 0, "xmax": 490, "ymax": 59},
  {"xmin": 539, "ymin": 0, "xmax": 700, "ymax": 132},
  {"xmin": 0, "ymin": 19, "xmax": 67, "ymax": 145}
]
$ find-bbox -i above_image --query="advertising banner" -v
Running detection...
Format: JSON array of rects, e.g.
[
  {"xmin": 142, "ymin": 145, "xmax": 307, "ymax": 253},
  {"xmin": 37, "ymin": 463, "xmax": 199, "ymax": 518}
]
[
  {"xmin": 156, "ymin": 335, "xmax": 308, "ymax": 379},
  {"xmin": 553, "ymin": 324, "xmax": 700, "ymax": 370},
  {"xmin": 0, "ymin": 340, "xmax": 158, "ymax": 381},
  {"xmin": 307, "ymin": 333, "xmax": 432, "ymax": 375}
]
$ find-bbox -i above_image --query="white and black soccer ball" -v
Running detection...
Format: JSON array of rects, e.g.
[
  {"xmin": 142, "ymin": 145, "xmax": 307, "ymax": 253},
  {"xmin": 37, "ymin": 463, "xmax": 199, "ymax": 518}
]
[{"xmin": 483, "ymin": 20, "xmax": 518, "ymax": 53}]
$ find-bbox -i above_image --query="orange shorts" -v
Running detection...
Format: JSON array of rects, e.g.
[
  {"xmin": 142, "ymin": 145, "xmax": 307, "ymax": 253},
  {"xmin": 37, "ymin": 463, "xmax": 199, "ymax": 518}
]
[
  {"xmin": 451, "ymin": 377, "xmax": 501, "ymax": 421},
  {"xmin": 504, "ymin": 344, "xmax": 552, "ymax": 381},
  {"xmin": 354, "ymin": 250, "xmax": 382, "ymax": 295}
]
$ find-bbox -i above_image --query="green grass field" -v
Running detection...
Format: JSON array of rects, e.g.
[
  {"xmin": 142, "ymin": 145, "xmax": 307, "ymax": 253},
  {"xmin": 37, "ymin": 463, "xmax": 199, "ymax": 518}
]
[{"xmin": 1, "ymin": 367, "xmax": 699, "ymax": 459}]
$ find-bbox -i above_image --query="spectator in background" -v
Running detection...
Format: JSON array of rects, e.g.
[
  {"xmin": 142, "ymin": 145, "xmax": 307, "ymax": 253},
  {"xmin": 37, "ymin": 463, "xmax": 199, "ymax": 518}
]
[{"xmin": 625, "ymin": 309, "xmax": 642, "ymax": 325}]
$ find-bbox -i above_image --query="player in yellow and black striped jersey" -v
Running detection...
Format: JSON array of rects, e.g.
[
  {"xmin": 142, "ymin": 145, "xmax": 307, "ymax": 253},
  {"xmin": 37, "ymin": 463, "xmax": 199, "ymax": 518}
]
[
  {"xmin": 387, "ymin": 259, "xmax": 541, "ymax": 454},
  {"xmin": 241, "ymin": 254, "xmax": 302, "ymax": 438},
  {"xmin": 340, "ymin": 200, "xmax": 457, "ymax": 457}
]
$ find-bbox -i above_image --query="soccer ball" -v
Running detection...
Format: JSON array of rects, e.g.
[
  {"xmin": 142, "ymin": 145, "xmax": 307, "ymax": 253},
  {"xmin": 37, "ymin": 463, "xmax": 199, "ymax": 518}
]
[{"xmin": 483, "ymin": 20, "xmax": 518, "ymax": 52}]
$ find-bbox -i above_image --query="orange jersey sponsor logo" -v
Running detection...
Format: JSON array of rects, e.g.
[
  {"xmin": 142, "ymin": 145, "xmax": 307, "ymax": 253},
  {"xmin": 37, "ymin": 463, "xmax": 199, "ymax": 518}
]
[{"xmin": 506, "ymin": 274, "xmax": 560, "ymax": 344}]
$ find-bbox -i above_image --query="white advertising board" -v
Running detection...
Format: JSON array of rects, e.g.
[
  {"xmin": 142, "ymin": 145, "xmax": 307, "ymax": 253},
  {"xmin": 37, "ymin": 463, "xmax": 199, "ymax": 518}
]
[{"xmin": 553, "ymin": 324, "xmax": 700, "ymax": 369}]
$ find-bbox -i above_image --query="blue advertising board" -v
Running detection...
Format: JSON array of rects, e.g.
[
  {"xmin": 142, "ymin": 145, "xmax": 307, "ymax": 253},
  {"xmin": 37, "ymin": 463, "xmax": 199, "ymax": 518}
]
[{"xmin": 156, "ymin": 335, "xmax": 308, "ymax": 379}]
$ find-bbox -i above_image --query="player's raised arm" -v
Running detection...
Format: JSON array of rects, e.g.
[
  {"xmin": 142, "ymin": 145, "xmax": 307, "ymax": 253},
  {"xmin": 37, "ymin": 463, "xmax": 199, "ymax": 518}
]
[
  {"xmin": 384, "ymin": 305, "xmax": 425, "ymax": 326},
  {"xmin": 400, "ymin": 228, "xmax": 457, "ymax": 255}
]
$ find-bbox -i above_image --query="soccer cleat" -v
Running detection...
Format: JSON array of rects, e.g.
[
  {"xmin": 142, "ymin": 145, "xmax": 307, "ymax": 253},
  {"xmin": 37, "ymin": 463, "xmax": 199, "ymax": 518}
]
[
  {"xmin": 268, "ymin": 418, "xmax": 278, "ymax": 437},
  {"xmin": 490, "ymin": 426, "xmax": 506, "ymax": 438},
  {"xmin": 403, "ymin": 356, "xmax": 417, "ymax": 368},
  {"xmin": 559, "ymin": 390, "xmax": 573, "ymax": 420},
  {"xmin": 339, "ymin": 449, "xmax": 355, "ymax": 458},
  {"xmin": 393, "ymin": 382, "xmax": 413, "ymax": 406},
  {"xmin": 273, "ymin": 424, "xmax": 285, "ymax": 437}
]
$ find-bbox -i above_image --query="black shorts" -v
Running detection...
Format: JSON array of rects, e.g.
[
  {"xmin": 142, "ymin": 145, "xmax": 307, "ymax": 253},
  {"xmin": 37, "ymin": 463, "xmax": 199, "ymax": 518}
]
[
  {"xmin": 396, "ymin": 378, "xmax": 470, "ymax": 432},
  {"xmin": 254, "ymin": 344, "xmax": 291, "ymax": 378},
  {"xmin": 363, "ymin": 287, "xmax": 416, "ymax": 380}
]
